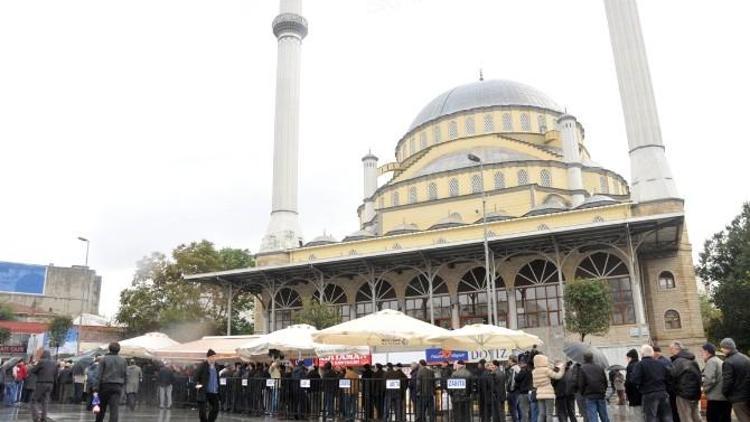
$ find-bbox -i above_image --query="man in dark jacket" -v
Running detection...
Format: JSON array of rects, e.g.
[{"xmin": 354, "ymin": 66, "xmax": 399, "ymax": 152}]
[
  {"xmin": 625, "ymin": 349, "xmax": 643, "ymax": 418},
  {"xmin": 95, "ymin": 342, "xmax": 128, "ymax": 422},
  {"xmin": 194, "ymin": 349, "xmax": 220, "ymax": 422},
  {"xmin": 720, "ymin": 337, "xmax": 750, "ymax": 421},
  {"xmin": 554, "ymin": 361, "xmax": 576, "ymax": 422},
  {"xmin": 30, "ymin": 350, "xmax": 57, "ymax": 422},
  {"xmin": 416, "ymin": 360, "xmax": 435, "ymax": 422},
  {"xmin": 157, "ymin": 363, "xmax": 176, "ymax": 409},
  {"xmin": 632, "ymin": 344, "xmax": 673, "ymax": 422},
  {"xmin": 514, "ymin": 358, "xmax": 533, "ymax": 422},
  {"xmin": 668, "ymin": 342, "xmax": 702, "ymax": 422},
  {"xmin": 449, "ymin": 360, "xmax": 473, "ymax": 422},
  {"xmin": 291, "ymin": 362, "xmax": 307, "ymax": 420},
  {"xmin": 577, "ymin": 351, "xmax": 609, "ymax": 422},
  {"xmin": 490, "ymin": 360, "xmax": 507, "ymax": 422}
]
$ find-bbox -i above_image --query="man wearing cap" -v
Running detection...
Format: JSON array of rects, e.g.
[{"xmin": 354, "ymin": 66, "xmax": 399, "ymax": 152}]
[
  {"xmin": 195, "ymin": 349, "xmax": 220, "ymax": 422},
  {"xmin": 701, "ymin": 343, "xmax": 730, "ymax": 422},
  {"xmin": 720, "ymin": 338, "xmax": 750, "ymax": 422}
]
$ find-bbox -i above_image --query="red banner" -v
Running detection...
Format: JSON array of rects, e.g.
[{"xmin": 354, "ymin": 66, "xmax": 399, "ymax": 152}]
[
  {"xmin": 0, "ymin": 345, "xmax": 26, "ymax": 354},
  {"xmin": 316, "ymin": 353, "xmax": 372, "ymax": 367}
]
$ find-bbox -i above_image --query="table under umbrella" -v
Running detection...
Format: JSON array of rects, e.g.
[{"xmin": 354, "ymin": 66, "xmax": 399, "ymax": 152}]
[{"xmin": 116, "ymin": 332, "xmax": 180, "ymax": 359}]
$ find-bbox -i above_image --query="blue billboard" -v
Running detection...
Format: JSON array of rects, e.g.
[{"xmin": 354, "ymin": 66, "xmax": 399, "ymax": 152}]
[
  {"xmin": 0, "ymin": 261, "xmax": 47, "ymax": 295},
  {"xmin": 425, "ymin": 348, "xmax": 469, "ymax": 364}
]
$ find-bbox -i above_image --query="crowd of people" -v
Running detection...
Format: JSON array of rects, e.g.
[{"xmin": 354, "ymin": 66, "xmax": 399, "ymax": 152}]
[{"xmin": 1, "ymin": 336, "xmax": 749, "ymax": 422}]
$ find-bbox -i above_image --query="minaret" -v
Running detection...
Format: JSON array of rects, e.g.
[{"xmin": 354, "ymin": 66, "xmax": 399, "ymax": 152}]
[
  {"xmin": 260, "ymin": 0, "xmax": 309, "ymax": 252},
  {"xmin": 361, "ymin": 151, "xmax": 379, "ymax": 229},
  {"xmin": 558, "ymin": 114, "xmax": 585, "ymax": 206},
  {"xmin": 603, "ymin": 0, "xmax": 679, "ymax": 203}
]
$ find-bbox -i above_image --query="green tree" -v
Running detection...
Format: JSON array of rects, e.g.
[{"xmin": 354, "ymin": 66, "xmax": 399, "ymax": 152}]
[
  {"xmin": 0, "ymin": 327, "xmax": 11, "ymax": 344},
  {"xmin": 0, "ymin": 302, "xmax": 15, "ymax": 321},
  {"xmin": 699, "ymin": 293, "xmax": 722, "ymax": 344},
  {"xmin": 697, "ymin": 202, "xmax": 750, "ymax": 350},
  {"xmin": 48, "ymin": 315, "xmax": 73, "ymax": 357},
  {"xmin": 564, "ymin": 278, "xmax": 613, "ymax": 342},
  {"xmin": 116, "ymin": 240, "xmax": 256, "ymax": 342},
  {"xmin": 294, "ymin": 299, "xmax": 342, "ymax": 330}
]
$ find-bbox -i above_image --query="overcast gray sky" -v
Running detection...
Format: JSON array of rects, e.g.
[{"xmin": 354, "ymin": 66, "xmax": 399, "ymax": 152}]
[{"xmin": 1, "ymin": 0, "xmax": 748, "ymax": 319}]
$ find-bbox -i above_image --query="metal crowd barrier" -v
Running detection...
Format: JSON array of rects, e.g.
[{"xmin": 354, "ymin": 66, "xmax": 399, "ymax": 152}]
[{"xmin": 133, "ymin": 376, "xmax": 510, "ymax": 421}]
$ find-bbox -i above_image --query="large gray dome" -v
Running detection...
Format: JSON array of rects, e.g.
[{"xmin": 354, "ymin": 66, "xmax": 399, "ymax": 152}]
[{"xmin": 409, "ymin": 79, "xmax": 563, "ymax": 132}]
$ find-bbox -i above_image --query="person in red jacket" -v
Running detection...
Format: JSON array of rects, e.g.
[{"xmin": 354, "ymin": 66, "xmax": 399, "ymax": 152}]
[{"xmin": 14, "ymin": 360, "xmax": 28, "ymax": 403}]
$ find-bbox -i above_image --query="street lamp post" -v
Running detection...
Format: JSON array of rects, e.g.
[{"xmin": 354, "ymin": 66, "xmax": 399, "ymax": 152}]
[
  {"xmin": 76, "ymin": 237, "xmax": 90, "ymax": 355},
  {"xmin": 467, "ymin": 154, "xmax": 496, "ymax": 326}
]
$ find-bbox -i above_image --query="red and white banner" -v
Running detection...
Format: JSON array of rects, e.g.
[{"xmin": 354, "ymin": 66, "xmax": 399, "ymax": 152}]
[{"xmin": 316, "ymin": 353, "xmax": 372, "ymax": 367}]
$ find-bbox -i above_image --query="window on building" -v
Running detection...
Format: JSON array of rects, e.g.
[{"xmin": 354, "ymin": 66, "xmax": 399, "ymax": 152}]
[
  {"xmin": 540, "ymin": 170, "xmax": 552, "ymax": 187},
  {"xmin": 449, "ymin": 178, "xmax": 460, "ymax": 197},
  {"xmin": 433, "ymin": 125, "xmax": 442, "ymax": 143},
  {"xmin": 517, "ymin": 169, "xmax": 529, "ymax": 185},
  {"xmin": 502, "ymin": 113, "xmax": 513, "ymax": 131},
  {"xmin": 391, "ymin": 191, "xmax": 400, "ymax": 207},
  {"xmin": 465, "ymin": 117, "xmax": 476, "ymax": 135},
  {"xmin": 419, "ymin": 132, "xmax": 428, "ymax": 150},
  {"xmin": 575, "ymin": 252, "xmax": 636, "ymax": 325},
  {"xmin": 408, "ymin": 186, "xmax": 417, "ymax": 204},
  {"xmin": 471, "ymin": 174, "xmax": 483, "ymax": 193},
  {"xmin": 665, "ymin": 310, "xmax": 682, "ymax": 329},
  {"xmin": 537, "ymin": 114, "xmax": 547, "ymax": 133},
  {"xmin": 273, "ymin": 287, "xmax": 302, "ymax": 331},
  {"xmin": 600, "ymin": 175, "xmax": 610, "ymax": 194},
  {"xmin": 483, "ymin": 114, "xmax": 495, "ymax": 133},
  {"xmin": 378, "ymin": 196, "xmax": 384, "ymax": 209},
  {"xmin": 613, "ymin": 182, "xmax": 621, "ymax": 195},
  {"xmin": 458, "ymin": 268, "xmax": 508, "ymax": 327},
  {"xmin": 515, "ymin": 259, "xmax": 562, "ymax": 329},
  {"xmin": 312, "ymin": 284, "xmax": 351, "ymax": 322},
  {"xmin": 355, "ymin": 279, "xmax": 398, "ymax": 317},
  {"xmin": 449, "ymin": 121, "xmax": 459, "ymax": 140},
  {"xmin": 494, "ymin": 172, "xmax": 505, "ymax": 189},
  {"xmin": 658, "ymin": 271, "xmax": 676, "ymax": 290},
  {"xmin": 409, "ymin": 138, "xmax": 416, "ymax": 155},
  {"xmin": 520, "ymin": 113, "xmax": 531, "ymax": 131},
  {"xmin": 404, "ymin": 275, "xmax": 451, "ymax": 329},
  {"xmin": 428, "ymin": 182, "xmax": 438, "ymax": 200}
]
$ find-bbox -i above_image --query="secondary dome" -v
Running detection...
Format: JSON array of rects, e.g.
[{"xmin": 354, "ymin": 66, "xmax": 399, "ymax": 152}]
[{"xmin": 409, "ymin": 79, "xmax": 563, "ymax": 132}]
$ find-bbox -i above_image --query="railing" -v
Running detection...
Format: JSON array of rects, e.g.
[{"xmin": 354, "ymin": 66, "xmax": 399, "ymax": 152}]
[{"xmin": 133, "ymin": 376, "xmax": 509, "ymax": 421}]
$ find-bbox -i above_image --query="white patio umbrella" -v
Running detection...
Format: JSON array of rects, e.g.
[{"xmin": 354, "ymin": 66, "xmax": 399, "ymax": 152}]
[
  {"xmin": 116, "ymin": 332, "xmax": 180, "ymax": 358},
  {"xmin": 236, "ymin": 324, "xmax": 368, "ymax": 359},
  {"xmin": 311, "ymin": 309, "xmax": 451, "ymax": 349},
  {"xmin": 425, "ymin": 324, "xmax": 542, "ymax": 351}
]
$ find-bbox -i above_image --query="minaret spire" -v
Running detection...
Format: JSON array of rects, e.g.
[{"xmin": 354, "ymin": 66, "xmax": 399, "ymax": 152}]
[
  {"xmin": 603, "ymin": 0, "xmax": 679, "ymax": 202},
  {"xmin": 260, "ymin": 0, "xmax": 309, "ymax": 252}
]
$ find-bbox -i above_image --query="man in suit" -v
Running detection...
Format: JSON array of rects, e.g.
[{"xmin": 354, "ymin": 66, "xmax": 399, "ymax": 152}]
[{"xmin": 194, "ymin": 349, "xmax": 220, "ymax": 422}]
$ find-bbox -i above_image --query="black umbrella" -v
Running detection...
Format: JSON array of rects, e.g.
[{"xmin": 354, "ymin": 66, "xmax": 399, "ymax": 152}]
[
  {"xmin": 608, "ymin": 364, "xmax": 626, "ymax": 372},
  {"xmin": 563, "ymin": 342, "xmax": 609, "ymax": 369}
]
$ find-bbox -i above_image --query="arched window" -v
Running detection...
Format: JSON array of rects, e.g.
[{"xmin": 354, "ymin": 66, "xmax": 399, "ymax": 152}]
[
  {"xmin": 658, "ymin": 271, "xmax": 676, "ymax": 290},
  {"xmin": 665, "ymin": 310, "xmax": 682, "ymax": 329},
  {"xmin": 419, "ymin": 132, "xmax": 428, "ymax": 150},
  {"xmin": 494, "ymin": 172, "xmax": 505, "ymax": 189},
  {"xmin": 517, "ymin": 169, "xmax": 529, "ymax": 185},
  {"xmin": 378, "ymin": 196, "xmax": 384, "ymax": 209},
  {"xmin": 483, "ymin": 114, "xmax": 495, "ymax": 133},
  {"xmin": 471, "ymin": 175, "xmax": 483, "ymax": 193},
  {"xmin": 409, "ymin": 138, "xmax": 416, "ymax": 155},
  {"xmin": 465, "ymin": 117, "xmax": 476, "ymax": 135},
  {"xmin": 515, "ymin": 259, "xmax": 562, "ymax": 328},
  {"xmin": 520, "ymin": 113, "xmax": 531, "ymax": 131},
  {"xmin": 404, "ymin": 275, "xmax": 451, "ymax": 328},
  {"xmin": 391, "ymin": 191, "xmax": 400, "ymax": 207},
  {"xmin": 273, "ymin": 287, "xmax": 302, "ymax": 331},
  {"xmin": 355, "ymin": 279, "xmax": 398, "ymax": 317},
  {"xmin": 576, "ymin": 252, "xmax": 635, "ymax": 325},
  {"xmin": 458, "ymin": 267, "xmax": 508, "ymax": 327},
  {"xmin": 408, "ymin": 186, "xmax": 418, "ymax": 204},
  {"xmin": 449, "ymin": 121, "xmax": 459, "ymax": 140},
  {"xmin": 540, "ymin": 170, "xmax": 552, "ymax": 187},
  {"xmin": 537, "ymin": 114, "xmax": 547, "ymax": 133},
  {"xmin": 313, "ymin": 284, "xmax": 351, "ymax": 322},
  {"xmin": 449, "ymin": 178, "xmax": 460, "ymax": 197},
  {"xmin": 600, "ymin": 175, "xmax": 610, "ymax": 194},
  {"xmin": 502, "ymin": 113, "xmax": 513, "ymax": 131},
  {"xmin": 428, "ymin": 182, "xmax": 438, "ymax": 200},
  {"xmin": 433, "ymin": 125, "xmax": 442, "ymax": 143}
]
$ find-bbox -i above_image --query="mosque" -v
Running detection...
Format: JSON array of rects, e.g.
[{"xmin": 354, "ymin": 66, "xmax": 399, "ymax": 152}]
[{"xmin": 187, "ymin": 0, "xmax": 704, "ymax": 356}]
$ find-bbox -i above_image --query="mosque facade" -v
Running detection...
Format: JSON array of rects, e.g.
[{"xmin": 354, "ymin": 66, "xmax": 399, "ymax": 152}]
[{"xmin": 187, "ymin": 0, "xmax": 705, "ymax": 356}]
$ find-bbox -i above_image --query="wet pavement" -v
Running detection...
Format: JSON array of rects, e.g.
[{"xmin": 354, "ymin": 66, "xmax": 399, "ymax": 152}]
[{"xmin": 0, "ymin": 402, "xmax": 641, "ymax": 421}]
